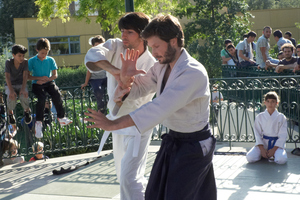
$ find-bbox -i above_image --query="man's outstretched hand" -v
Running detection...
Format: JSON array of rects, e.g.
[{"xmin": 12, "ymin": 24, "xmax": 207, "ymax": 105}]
[
  {"xmin": 84, "ymin": 108, "xmax": 113, "ymax": 130},
  {"xmin": 120, "ymin": 49, "xmax": 146, "ymax": 88}
]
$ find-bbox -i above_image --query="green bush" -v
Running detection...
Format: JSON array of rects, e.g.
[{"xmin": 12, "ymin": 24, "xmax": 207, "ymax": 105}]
[{"xmin": 55, "ymin": 64, "xmax": 87, "ymax": 88}]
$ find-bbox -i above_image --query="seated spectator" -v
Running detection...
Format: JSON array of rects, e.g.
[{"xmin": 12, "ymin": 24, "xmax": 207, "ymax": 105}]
[
  {"xmin": 246, "ymin": 91, "xmax": 288, "ymax": 165},
  {"xmin": 284, "ymin": 31, "xmax": 296, "ymax": 48},
  {"xmin": 29, "ymin": 142, "xmax": 48, "ymax": 161},
  {"xmin": 5, "ymin": 44, "xmax": 32, "ymax": 126},
  {"xmin": 221, "ymin": 39, "xmax": 233, "ymax": 64},
  {"xmin": 277, "ymin": 51, "xmax": 284, "ymax": 61},
  {"xmin": 273, "ymin": 29, "xmax": 292, "ymax": 51},
  {"xmin": 256, "ymin": 26, "xmax": 279, "ymax": 69},
  {"xmin": 292, "ymin": 44, "xmax": 300, "ymax": 72},
  {"xmin": 267, "ymin": 43, "xmax": 297, "ymax": 73},
  {"xmin": 226, "ymin": 44, "xmax": 239, "ymax": 66},
  {"xmin": 237, "ymin": 31, "xmax": 258, "ymax": 67},
  {"xmin": 2, "ymin": 138, "xmax": 25, "ymax": 165}
]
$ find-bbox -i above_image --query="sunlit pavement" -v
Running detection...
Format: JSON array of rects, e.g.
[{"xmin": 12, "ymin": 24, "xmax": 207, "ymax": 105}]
[{"xmin": 1, "ymin": 142, "xmax": 300, "ymax": 200}]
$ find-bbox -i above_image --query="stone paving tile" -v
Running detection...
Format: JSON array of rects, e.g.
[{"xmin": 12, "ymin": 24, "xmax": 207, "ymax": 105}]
[{"xmin": 1, "ymin": 145, "xmax": 300, "ymax": 200}]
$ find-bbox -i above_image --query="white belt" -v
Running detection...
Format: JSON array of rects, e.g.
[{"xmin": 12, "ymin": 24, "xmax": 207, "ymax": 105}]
[{"xmin": 97, "ymin": 114, "xmax": 141, "ymax": 157}]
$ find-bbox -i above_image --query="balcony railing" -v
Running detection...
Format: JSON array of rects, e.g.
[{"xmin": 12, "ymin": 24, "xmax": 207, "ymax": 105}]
[{"xmin": 1, "ymin": 67, "xmax": 300, "ymax": 162}]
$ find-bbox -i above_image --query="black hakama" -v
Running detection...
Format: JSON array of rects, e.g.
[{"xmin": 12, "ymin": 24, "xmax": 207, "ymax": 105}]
[{"xmin": 145, "ymin": 124, "xmax": 217, "ymax": 200}]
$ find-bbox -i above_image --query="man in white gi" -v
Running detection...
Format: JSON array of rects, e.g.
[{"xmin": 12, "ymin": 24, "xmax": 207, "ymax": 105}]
[
  {"xmin": 84, "ymin": 12, "xmax": 156, "ymax": 200},
  {"xmin": 85, "ymin": 14, "xmax": 217, "ymax": 200}
]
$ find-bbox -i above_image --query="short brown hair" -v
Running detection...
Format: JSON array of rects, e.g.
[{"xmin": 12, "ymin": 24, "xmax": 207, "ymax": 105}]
[
  {"xmin": 36, "ymin": 38, "xmax": 51, "ymax": 51},
  {"xmin": 141, "ymin": 14, "xmax": 184, "ymax": 47},
  {"xmin": 264, "ymin": 91, "xmax": 280, "ymax": 103},
  {"xmin": 281, "ymin": 43, "xmax": 295, "ymax": 52},
  {"xmin": 91, "ymin": 35, "xmax": 105, "ymax": 46}
]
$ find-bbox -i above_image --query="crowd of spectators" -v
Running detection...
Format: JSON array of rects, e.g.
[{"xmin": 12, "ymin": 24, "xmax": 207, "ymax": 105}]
[{"xmin": 221, "ymin": 27, "xmax": 299, "ymax": 73}]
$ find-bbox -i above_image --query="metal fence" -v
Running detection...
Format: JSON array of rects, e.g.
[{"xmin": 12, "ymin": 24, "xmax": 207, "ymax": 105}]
[{"xmin": 1, "ymin": 71, "xmax": 300, "ymax": 162}]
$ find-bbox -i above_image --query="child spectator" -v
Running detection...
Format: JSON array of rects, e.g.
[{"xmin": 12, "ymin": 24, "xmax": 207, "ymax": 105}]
[
  {"xmin": 2, "ymin": 138, "xmax": 25, "ymax": 165},
  {"xmin": 29, "ymin": 141, "xmax": 48, "ymax": 161},
  {"xmin": 221, "ymin": 39, "xmax": 233, "ymax": 64},
  {"xmin": 28, "ymin": 38, "xmax": 72, "ymax": 138},
  {"xmin": 246, "ymin": 91, "xmax": 288, "ymax": 164},
  {"xmin": 81, "ymin": 35, "xmax": 107, "ymax": 113},
  {"xmin": 5, "ymin": 44, "xmax": 32, "ymax": 126}
]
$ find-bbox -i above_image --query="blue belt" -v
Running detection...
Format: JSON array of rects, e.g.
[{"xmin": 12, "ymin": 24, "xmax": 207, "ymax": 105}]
[{"xmin": 263, "ymin": 135, "xmax": 278, "ymax": 150}]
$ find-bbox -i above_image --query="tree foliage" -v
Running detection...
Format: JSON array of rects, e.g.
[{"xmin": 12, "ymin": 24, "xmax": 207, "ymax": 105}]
[
  {"xmin": 35, "ymin": 0, "xmax": 183, "ymax": 35},
  {"xmin": 274, "ymin": 0, "xmax": 300, "ymax": 9},
  {"xmin": 0, "ymin": 0, "xmax": 38, "ymax": 44},
  {"xmin": 175, "ymin": 0, "xmax": 252, "ymax": 78},
  {"xmin": 246, "ymin": 0, "xmax": 275, "ymax": 10}
]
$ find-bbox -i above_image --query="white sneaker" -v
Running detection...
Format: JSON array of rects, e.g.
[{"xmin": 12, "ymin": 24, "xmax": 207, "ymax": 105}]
[
  {"xmin": 35, "ymin": 121, "xmax": 43, "ymax": 138},
  {"xmin": 58, "ymin": 117, "xmax": 73, "ymax": 126}
]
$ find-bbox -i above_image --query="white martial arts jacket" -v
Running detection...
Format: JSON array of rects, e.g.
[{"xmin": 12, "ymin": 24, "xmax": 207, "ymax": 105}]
[
  {"xmin": 85, "ymin": 38, "xmax": 156, "ymax": 156},
  {"xmin": 254, "ymin": 109, "xmax": 287, "ymax": 149},
  {"xmin": 128, "ymin": 49, "xmax": 211, "ymax": 134}
]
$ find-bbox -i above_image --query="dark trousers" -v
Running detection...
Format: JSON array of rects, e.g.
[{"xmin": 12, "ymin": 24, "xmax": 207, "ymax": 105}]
[
  {"xmin": 145, "ymin": 125, "xmax": 217, "ymax": 200},
  {"xmin": 32, "ymin": 82, "xmax": 65, "ymax": 121},
  {"xmin": 89, "ymin": 78, "xmax": 107, "ymax": 113}
]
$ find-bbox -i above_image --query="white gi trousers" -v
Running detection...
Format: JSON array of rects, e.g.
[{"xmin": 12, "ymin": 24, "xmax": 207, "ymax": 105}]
[
  {"xmin": 113, "ymin": 129, "xmax": 152, "ymax": 200},
  {"xmin": 246, "ymin": 145, "xmax": 288, "ymax": 164}
]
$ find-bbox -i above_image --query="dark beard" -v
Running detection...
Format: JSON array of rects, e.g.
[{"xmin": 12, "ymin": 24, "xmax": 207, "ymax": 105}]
[{"xmin": 160, "ymin": 43, "xmax": 177, "ymax": 64}]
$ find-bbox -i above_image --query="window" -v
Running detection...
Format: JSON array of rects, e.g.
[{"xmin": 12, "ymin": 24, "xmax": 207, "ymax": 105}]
[{"xmin": 28, "ymin": 36, "xmax": 80, "ymax": 57}]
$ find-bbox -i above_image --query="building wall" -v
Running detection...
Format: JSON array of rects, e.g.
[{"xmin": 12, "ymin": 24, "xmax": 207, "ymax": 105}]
[
  {"xmin": 14, "ymin": 17, "xmax": 102, "ymax": 67},
  {"xmin": 14, "ymin": 7, "xmax": 300, "ymax": 67}
]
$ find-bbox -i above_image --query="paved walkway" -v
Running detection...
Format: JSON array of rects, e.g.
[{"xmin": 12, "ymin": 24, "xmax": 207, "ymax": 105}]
[{"xmin": 1, "ymin": 142, "xmax": 300, "ymax": 200}]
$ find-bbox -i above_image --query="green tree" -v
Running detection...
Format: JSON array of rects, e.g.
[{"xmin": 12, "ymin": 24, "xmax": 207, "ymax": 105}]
[
  {"xmin": 35, "ymin": 0, "xmax": 182, "ymax": 35},
  {"xmin": 175, "ymin": 0, "xmax": 252, "ymax": 78},
  {"xmin": 0, "ymin": 0, "xmax": 38, "ymax": 44},
  {"xmin": 246, "ymin": 0, "xmax": 275, "ymax": 10},
  {"xmin": 274, "ymin": 0, "xmax": 300, "ymax": 9}
]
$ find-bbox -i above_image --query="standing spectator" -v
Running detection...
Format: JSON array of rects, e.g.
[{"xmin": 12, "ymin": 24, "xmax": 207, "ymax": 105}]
[
  {"xmin": 28, "ymin": 38, "xmax": 72, "ymax": 138},
  {"xmin": 5, "ymin": 44, "xmax": 32, "ymax": 126},
  {"xmin": 81, "ymin": 35, "xmax": 107, "ymax": 113},
  {"xmin": 246, "ymin": 91, "xmax": 287, "ymax": 164},
  {"xmin": 284, "ymin": 31, "xmax": 296, "ymax": 48},
  {"xmin": 256, "ymin": 26, "xmax": 279, "ymax": 69},
  {"xmin": 237, "ymin": 31, "xmax": 257, "ymax": 66},
  {"xmin": 221, "ymin": 39, "xmax": 233, "ymax": 64},
  {"xmin": 273, "ymin": 29, "xmax": 292, "ymax": 51}
]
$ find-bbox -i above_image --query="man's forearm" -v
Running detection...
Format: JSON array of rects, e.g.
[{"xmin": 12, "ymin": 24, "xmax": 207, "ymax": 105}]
[{"xmin": 86, "ymin": 60, "xmax": 119, "ymax": 75}]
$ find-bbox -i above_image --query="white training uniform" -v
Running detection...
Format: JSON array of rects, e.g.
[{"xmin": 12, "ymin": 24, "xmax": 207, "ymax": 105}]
[
  {"xmin": 85, "ymin": 38, "xmax": 156, "ymax": 200},
  {"xmin": 246, "ymin": 109, "xmax": 288, "ymax": 164}
]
